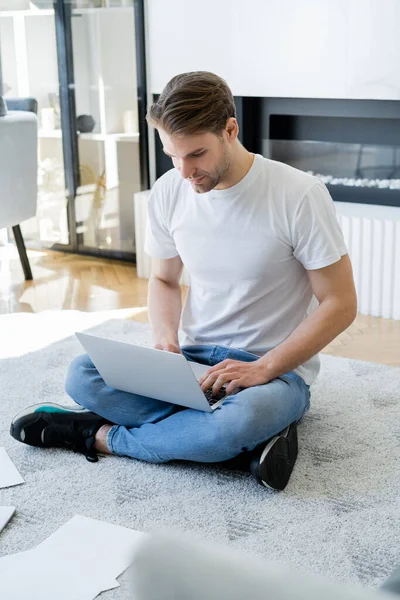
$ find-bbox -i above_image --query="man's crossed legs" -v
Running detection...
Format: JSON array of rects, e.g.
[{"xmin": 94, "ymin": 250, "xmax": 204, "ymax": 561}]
[{"xmin": 10, "ymin": 345, "xmax": 311, "ymax": 490}]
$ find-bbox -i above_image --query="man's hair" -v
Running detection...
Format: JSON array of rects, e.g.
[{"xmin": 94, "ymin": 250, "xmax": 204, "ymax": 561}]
[{"xmin": 146, "ymin": 71, "xmax": 236, "ymax": 136}]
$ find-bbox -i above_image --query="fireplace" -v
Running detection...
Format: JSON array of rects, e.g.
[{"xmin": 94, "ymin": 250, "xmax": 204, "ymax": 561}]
[{"xmin": 260, "ymin": 98, "xmax": 400, "ymax": 208}]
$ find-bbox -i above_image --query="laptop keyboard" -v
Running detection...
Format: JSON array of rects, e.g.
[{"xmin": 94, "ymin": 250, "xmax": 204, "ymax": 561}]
[{"xmin": 204, "ymin": 387, "xmax": 227, "ymax": 406}]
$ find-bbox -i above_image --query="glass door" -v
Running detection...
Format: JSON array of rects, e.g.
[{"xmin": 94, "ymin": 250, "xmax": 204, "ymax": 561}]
[
  {"xmin": 68, "ymin": 0, "xmax": 146, "ymax": 258},
  {"xmin": 0, "ymin": 2, "xmax": 69, "ymax": 247},
  {"xmin": 0, "ymin": 0, "xmax": 148, "ymax": 260}
]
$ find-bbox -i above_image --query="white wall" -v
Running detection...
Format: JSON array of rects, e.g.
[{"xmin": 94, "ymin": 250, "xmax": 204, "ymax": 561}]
[
  {"xmin": 146, "ymin": 0, "xmax": 400, "ymax": 100},
  {"xmin": 0, "ymin": 17, "xmax": 18, "ymax": 96},
  {"xmin": 25, "ymin": 14, "xmax": 58, "ymax": 108}
]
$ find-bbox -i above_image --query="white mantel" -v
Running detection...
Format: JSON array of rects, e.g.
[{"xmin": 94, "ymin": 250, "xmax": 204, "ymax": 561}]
[{"xmin": 145, "ymin": 0, "xmax": 400, "ymax": 101}]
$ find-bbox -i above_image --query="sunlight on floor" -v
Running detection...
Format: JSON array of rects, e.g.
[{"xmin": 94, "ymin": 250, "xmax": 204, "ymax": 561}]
[
  {"xmin": 0, "ymin": 243, "xmax": 47, "ymax": 260},
  {"xmin": 0, "ymin": 307, "xmax": 148, "ymax": 359},
  {"xmin": 18, "ymin": 278, "xmax": 126, "ymax": 312}
]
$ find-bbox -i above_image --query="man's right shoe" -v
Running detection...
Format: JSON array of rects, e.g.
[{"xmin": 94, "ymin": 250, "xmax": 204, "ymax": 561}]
[
  {"xmin": 250, "ymin": 422, "xmax": 298, "ymax": 491},
  {"xmin": 10, "ymin": 402, "xmax": 108, "ymax": 462}
]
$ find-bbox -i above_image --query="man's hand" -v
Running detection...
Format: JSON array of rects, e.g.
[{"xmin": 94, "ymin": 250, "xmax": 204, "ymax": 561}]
[
  {"xmin": 199, "ymin": 359, "xmax": 272, "ymax": 397},
  {"xmin": 154, "ymin": 340, "xmax": 182, "ymax": 354}
]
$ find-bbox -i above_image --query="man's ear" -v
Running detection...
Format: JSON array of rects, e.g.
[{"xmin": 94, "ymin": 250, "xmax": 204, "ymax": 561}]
[{"xmin": 225, "ymin": 117, "xmax": 239, "ymax": 141}]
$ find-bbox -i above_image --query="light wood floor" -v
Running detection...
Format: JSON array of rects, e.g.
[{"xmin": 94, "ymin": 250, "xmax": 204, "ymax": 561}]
[{"xmin": 1, "ymin": 245, "xmax": 399, "ymax": 367}]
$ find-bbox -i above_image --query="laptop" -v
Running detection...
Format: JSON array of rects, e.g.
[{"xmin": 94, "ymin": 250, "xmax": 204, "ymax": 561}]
[{"xmin": 75, "ymin": 332, "xmax": 227, "ymax": 412}]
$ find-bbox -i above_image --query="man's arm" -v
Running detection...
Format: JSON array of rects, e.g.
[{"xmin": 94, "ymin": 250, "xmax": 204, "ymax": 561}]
[
  {"xmin": 148, "ymin": 255, "xmax": 184, "ymax": 353},
  {"xmin": 258, "ymin": 253, "xmax": 357, "ymax": 379},
  {"xmin": 200, "ymin": 254, "xmax": 357, "ymax": 396}
]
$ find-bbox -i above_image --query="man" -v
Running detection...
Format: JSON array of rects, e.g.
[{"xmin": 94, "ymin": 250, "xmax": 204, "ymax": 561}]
[{"xmin": 10, "ymin": 72, "xmax": 357, "ymax": 490}]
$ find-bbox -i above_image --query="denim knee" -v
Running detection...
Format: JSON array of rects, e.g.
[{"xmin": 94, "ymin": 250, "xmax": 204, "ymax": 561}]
[
  {"xmin": 209, "ymin": 400, "xmax": 263, "ymax": 453},
  {"xmin": 64, "ymin": 353, "xmax": 93, "ymax": 400}
]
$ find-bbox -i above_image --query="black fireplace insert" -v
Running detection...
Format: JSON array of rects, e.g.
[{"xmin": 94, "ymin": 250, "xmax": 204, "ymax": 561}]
[{"xmin": 262, "ymin": 98, "xmax": 400, "ymax": 208}]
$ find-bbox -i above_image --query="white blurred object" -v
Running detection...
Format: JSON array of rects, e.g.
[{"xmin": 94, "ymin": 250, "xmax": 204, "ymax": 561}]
[
  {"xmin": 131, "ymin": 530, "xmax": 395, "ymax": 600},
  {"xmin": 40, "ymin": 107, "xmax": 56, "ymax": 131}
]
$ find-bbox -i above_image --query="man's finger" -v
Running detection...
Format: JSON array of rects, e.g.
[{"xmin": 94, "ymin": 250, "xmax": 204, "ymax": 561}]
[
  {"xmin": 200, "ymin": 375, "xmax": 213, "ymax": 392},
  {"xmin": 200, "ymin": 370, "xmax": 225, "ymax": 393},
  {"xmin": 225, "ymin": 381, "xmax": 243, "ymax": 396},
  {"xmin": 211, "ymin": 372, "xmax": 236, "ymax": 395},
  {"xmin": 201, "ymin": 376, "xmax": 218, "ymax": 392},
  {"xmin": 200, "ymin": 360, "xmax": 240, "ymax": 384},
  {"xmin": 200, "ymin": 369, "xmax": 221, "ymax": 390},
  {"xmin": 211, "ymin": 382, "xmax": 224, "ymax": 395}
]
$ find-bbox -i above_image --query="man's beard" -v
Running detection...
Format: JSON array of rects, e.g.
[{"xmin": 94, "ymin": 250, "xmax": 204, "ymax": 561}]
[{"xmin": 190, "ymin": 146, "xmax": 232, "ymax": 193}]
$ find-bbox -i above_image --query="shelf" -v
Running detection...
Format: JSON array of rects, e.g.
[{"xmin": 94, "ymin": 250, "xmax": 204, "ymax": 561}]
[
  {"xmin": 0, "ymin": 9, "xmax": 54, "ymax": 18},
  {"xmin": 80, "ymin": 132, "xmax": 139, "ymax": 142},
  {"xmin": 38, "ymin": 129, "xmax": 62, "ymax": 139},
  {"xmin": 71, "ymin": 7, "xmax": 133, "ymax": 16},
  {"xmin": 39, "ymin": 129, "xmax": 139, "ymax": 142},
  {"xmin": 0, "ymin": 6, "xmax": 133, "ymax": 18}
]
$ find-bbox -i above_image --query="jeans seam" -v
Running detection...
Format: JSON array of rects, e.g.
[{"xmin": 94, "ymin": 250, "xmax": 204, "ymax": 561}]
[
  {"xmin": 106, "ymin": 425, "xmax": 118, "ymax": 453},
  {"xmin": 210, "ymin": 346, "xmax": 218, "ymax": 365},
  {"xmin": 221, "ymin": 348, "xmax": 228, "ymax": 364}
]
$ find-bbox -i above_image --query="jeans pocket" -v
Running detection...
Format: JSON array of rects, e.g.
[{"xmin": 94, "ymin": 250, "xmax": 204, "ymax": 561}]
[{"xmin": 276, "ymin": 375, "xmax": 293, "ymax": 385}]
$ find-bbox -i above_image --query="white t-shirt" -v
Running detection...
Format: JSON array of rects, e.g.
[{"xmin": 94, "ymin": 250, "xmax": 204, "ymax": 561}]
[{"xmin": 145, "ymin": 154, "xmax": 348, "ymax": 386}]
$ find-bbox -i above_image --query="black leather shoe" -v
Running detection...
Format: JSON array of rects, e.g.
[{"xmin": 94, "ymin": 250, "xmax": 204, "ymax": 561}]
[
  {"xmin": 250, "ymin": 422, "xmax": 298, "ymax": 491},
  {"xmin": 10, "ymin": 403, "xmax": 108, "ymax": 463}
]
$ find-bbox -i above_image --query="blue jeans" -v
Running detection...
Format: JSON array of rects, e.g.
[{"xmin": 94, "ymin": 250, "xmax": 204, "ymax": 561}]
[{"xmin": 65, "ymin": 345, "xmax": 311, "ymax": 464}]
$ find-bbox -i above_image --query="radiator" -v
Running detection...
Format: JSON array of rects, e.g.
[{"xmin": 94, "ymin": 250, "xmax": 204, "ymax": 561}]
[
  {"xmin": 336, "ymin": 203, "xmax": 400, "ymax": 320},
  {"xmin": 134, "ymin": 192, "xmax": 400, "ymax": 320}
]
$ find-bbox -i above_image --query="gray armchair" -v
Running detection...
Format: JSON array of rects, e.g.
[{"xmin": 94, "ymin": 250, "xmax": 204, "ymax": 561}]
[{"xmin": 0, "ymin": 99, "xmax": 38, "ymax": 280}]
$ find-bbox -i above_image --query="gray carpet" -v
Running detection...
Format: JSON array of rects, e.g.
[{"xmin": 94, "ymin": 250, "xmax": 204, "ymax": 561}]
[{"xmin": 1, "ymin": 311, "xmax": 399, "ymax": 598}]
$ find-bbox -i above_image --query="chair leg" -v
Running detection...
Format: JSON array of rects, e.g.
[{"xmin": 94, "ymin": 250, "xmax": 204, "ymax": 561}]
[{"xmin": 12, "ymin": 225, "xmax": 33, "ymax": 281}]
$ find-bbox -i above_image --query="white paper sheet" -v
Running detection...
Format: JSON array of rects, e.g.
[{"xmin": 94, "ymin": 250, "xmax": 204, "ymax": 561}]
[
  {"xmin": 0, "ymin": 515, "xmax": 146, "ymax": 600},
  {"xmin": 0, "ymin": 506, "xmax": 16, "ymax": 533},
  {"xmin": 0, "ymin": 448, "xmax": 24, "ymax": 488},
  {"xmin": 35, "ymin": 514, "xmax": 147, "ymax": 579},
  {"xmin": 0, "ymin": 550, "xmax": 119, "ymax": 600}
]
